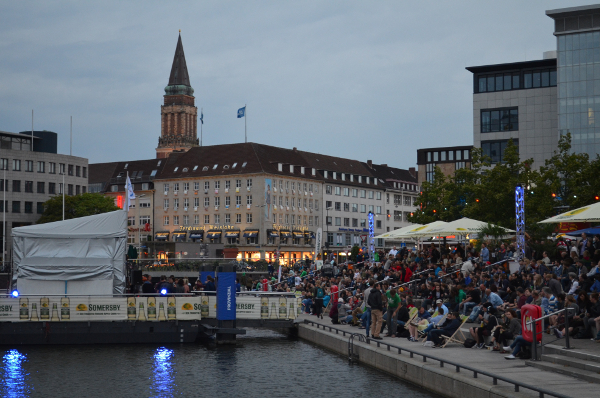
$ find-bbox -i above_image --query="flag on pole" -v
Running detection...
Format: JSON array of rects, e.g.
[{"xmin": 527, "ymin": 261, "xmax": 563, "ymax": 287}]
[
  {"xmin": 200, "ymin": 111, "xmax": 203, "ymax": 125},
  {"xmin": 125, "ymin": 174, "xmax": 136, "ymax": 210},
  {"xmin": 237, "ymin": 106, "xmax": 246, "ymax": 118},
  {"xmin": 277, "ymin": 264, "xmax": 282, "ymax": 283}
]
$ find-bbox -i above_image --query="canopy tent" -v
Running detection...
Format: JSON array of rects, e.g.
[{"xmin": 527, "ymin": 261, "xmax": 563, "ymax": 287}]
[
  {"xmin": 392, "ymin": 221, "xmax": 450, "ymax": 239},
  {"xmin": 564, "ymin": 226, "xmax": 600, "ymax": 237},
  {"xmin": 436, "ymin": 217, "xmax": 515, "ymax": 236},
  {"xmin": 12, "ymin": 210, "xmax": 127, "ymax": 295},
  {"xmin": 539, "ymin": 202, "xmax": 600, "ymax": 223},
  {"xmin": 374, "ymin": 224, "xmax": 423, "ymax": 239}
]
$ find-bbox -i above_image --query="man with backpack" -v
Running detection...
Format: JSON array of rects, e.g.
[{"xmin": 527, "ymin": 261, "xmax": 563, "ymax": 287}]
[
  {"xmin": 368, "ymin": 283, "xmax": 384, "ymax": 340},
  {"xmin": 313, "ymin": 282, "xmax": 326, "ymax": 319}
]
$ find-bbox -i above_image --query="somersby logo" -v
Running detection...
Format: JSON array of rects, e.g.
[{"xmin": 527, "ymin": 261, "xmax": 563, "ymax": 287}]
[{"xmin": 556, "ymin": 207, "xmax": 588, "ymax": 219}]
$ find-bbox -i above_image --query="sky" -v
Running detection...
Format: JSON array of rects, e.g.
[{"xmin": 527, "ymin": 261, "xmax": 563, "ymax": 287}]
[{"xmin": 0, "ymin": 1, "xmax": 586, "ymax": 168}]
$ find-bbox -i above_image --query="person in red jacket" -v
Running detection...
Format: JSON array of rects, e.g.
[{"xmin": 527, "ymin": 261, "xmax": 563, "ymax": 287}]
[{"xmin": 404, "ymin": 264, "xmax": 413, "ymax": 283}]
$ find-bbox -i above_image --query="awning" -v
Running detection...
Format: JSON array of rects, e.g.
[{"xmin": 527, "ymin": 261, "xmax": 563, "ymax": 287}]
[
  {"xmin": 304, "ymin": 231, "xmax": 315, "ymax": 239},
  {"xmin": 173, "ymin": 231, "xmax": 187, "ymax": 241},
  {"xmin": 189, "ymin": 231, "xmax": 204, "ymax": 239},
  {"xmin": 225, "ymin": 231, "xmax": 240, "ymax": 238},
  {"xmin": 243, "ymin": 230, "xmax": 259, "ymax": 238},
  {"xmin": 268, "ymin": 230, "xmax": 279, "ymax": 238},
  {"xmin": 155, "ymin": 232, "xmax": 169, "ymax": 241},
  {"xmin": 280, "ymin": 230, "xmax": 291, "ymax": 238},
  {"xmin": 293, "ymin": 231, "xmax": 304, "ymax": 238},
  {"xmin": 207, "ymin": 231, "xmax": 222, "ymax": 238}
]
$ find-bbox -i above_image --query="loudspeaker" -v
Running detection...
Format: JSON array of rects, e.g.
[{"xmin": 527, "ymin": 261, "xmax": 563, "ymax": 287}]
[{"xmin": 132, "ymin": 270, "xmax": 143, "ymax": 285}]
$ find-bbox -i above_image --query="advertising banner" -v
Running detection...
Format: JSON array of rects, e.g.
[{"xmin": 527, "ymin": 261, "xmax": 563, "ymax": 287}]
[
  {"xmin": 265, "ymin": 178, "xmax": 272, "ymax": 221},
  {"xmin": 235, "ymin": 295, "xmax": 300, "ymax": 320},
  {"xmin": 314, "ymin": 228, "xmax": 322, "ymax": 261},
  {"xmin": 217, "ymin": 272, "xmax": 236, "ymax": 320}
]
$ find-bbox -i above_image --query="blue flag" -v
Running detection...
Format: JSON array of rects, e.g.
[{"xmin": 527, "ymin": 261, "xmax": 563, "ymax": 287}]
[
  {"xmin": 237, "ymin": 106, "xmax": 245, "ymax": 118},
  {"xmin": 200, "ymin": 112, "xmax": 203, "ymax": 125}
]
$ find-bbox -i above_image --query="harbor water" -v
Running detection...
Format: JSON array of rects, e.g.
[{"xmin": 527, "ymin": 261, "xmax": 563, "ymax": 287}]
[{"xmin": 0, "ymin": 329, "xmax": 439, "ymax": 398}]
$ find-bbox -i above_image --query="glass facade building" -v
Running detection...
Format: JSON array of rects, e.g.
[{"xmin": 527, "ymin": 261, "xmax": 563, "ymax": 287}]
[{"xmin": 557, "ymin": 31, "xmax": 600, "ymax": 155}]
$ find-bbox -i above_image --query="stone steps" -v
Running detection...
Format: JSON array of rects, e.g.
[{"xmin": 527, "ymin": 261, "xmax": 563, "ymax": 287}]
[
  {"xmin": 526, "ymin": 360, "xmax": 600, "ymax": 384},
  {"xmin": 526, "ymin": 344, "xmax": 600, "ymax": 384}
]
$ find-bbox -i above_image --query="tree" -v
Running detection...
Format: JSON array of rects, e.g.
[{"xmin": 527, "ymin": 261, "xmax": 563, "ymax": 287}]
[{"xmin": 37, "ymin": 193, "xmax": 120, "ymax": 224}]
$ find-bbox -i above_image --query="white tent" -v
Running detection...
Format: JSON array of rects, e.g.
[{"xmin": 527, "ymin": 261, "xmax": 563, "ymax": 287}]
[
  {"xmin": 539, "ymin": 202, "xmax": 600, "ymax": 223},
  {"xmin": 12, "ymin": 210, "xmax": 127, "ymax": 295},
  {"xmin": 393, "ymin": 220, "xmax": 450, "ymax": 239},
  {"xmin": 433, "ymin": 217, "xmax": 515, "ymax": 236},
  {"xmin": 374, "ymin": 224, "xmax": 423, "ymax": 239}
]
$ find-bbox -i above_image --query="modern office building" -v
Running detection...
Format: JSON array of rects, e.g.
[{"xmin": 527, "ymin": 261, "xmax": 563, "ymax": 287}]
[
  {"xmin": 416, "ymin": 146, "xmax": 473, "ymax": 183},
  {"xmin": 547, "ymin": 4, "xmax": 600, "ymax": 157},
  {"xmin": 0, "ymin": 130, "xmax": 89, "ymax": 264},
  {"xmin": 466, "ymin": 54, "xmax": 558, "ymax": 167}
]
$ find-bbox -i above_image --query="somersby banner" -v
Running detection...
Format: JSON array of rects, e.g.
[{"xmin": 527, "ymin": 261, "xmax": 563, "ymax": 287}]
[{"xmin": 0, "ymin": 295, "xmax": 302, "ymax": 321}]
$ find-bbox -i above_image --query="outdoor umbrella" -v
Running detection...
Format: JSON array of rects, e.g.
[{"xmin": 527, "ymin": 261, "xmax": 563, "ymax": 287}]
[
  {"xmin": 539, "ymin": 201, "xmax": 600, "ymax": 223},
  {"xmin": 373, "ymin": 224, "xmax": 423, "ymax": 239},
  {"xmin": 440, "ymin": 217, "xmax": 515, "ymax": 236},
  {"xmin": 393, "ymin": 220, "xmax": 450, "ymax": 239},
  {"xmin": 564, "ymin": 226, "xmax": 600, "ymax": 237}
]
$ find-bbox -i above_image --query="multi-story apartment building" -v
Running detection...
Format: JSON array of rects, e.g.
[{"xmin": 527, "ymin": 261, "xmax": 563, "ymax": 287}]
[{"xmin": 0, "ymin": 130, "xmax": 88, "ymax": 264}]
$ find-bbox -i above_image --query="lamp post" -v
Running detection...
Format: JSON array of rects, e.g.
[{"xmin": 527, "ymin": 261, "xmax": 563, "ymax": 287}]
[
  {"xmin": 255, "ymin": 204, "xmax": 266, "ymax": 261},
  {"xmin": 325, "ymin": 206, "xmax": 332, "ymax": 259},
  {"xmin": 60, "ymin": 168, "xmax": 65, "ymax": 220}
]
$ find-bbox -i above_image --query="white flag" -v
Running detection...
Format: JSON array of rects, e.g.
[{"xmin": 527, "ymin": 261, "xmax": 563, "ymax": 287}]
[
  {"xmin": 125, "ymin": 174, "xmax": 135, "ymax": 210},
  {"xmin": 277, "ymin": 265, "xmax": 282, "ymax": 283}
]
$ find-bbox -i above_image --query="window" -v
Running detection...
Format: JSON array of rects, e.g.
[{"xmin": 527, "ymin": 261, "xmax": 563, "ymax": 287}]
[
  {"xmin": 376, "ymin": 220, "xmax": 382, "ymax": 229},
  {"xmin": 334, "ymin": 202, "xmax": 341, "ymax": 211},
  {"xmin": 183, "ymin": 182, "xmax": 189, "ymax": 191},
  {"xmin": 360, "ymin": 219, "xmax": 366, "ymax": 227},
  {"xmin": 37, "ymin": 182, "xmax": 44, "ymax": 193},
  {"xmin": 12, "ymin": 180, "xmax": 21, "ymax": 192},
  {"xmin": 343, "ymin": 187, "xmax": 349, "ymax": 196},
  {"xmin": 25, "ymin": 181, "xmax": 33, "ymax": 193},
  {"xmin": 25, "ymin": 160, "xmax": 33, "ymax": 172},
  {"xmin": 59, "ymin": 163, "xmax": 65, "ymax": 174},
  {"xmin": 194, "ymin": 182, "xmax": 200, "ymax": 190},
  {"xmin": 481, "ymin": 139, "xmax": 518, "ymax": 164},
  {"xmin": 184, "ymin": 198, "xmax": 189, "ymax": 208},
  {"xmin": 142, "ymin": 183, "xmax": 149, "ymax": 190},
  {"xmin": 368, "ymin": 205, "xmax": 374, "ymax": 213},
  {"xmin": 376, "ymin": 192, "xmax": 382, "ymax": 200},
  {"xmin": 68, "ymin": 165, "xmax": 74, "ymax": 176},
  {"xmin": 194, "ymin": 215, "xmax": 199, "ymax": 225},
  {"xmin": 360, "ymin": 204, "xmax": 366, "ymax": 213},
  {"xmin": 225, "ymin": 196, "xmax": 230, "ymax": 206},
  {"xmin": 225, "ymin": 180, "xmax": 231, "ymax": 189},
  {"xmin": 334, "ymin": 186, "xmax": 341, "ymax": 195},
  {"xmin": 173, "ymin": 183, "xmax": 179, "ymax": 193},
  {"xmin": 246, "ymin": 179, "xmax": 252, "ymax": 188},
  {"xmin": 76, "ymin": 166, "xmax": 81, "ymax": 177},
  {"xmin": 49, "ymin": 183, "xmax": 56, "ymax": 194},
  {"xmin": 314, "ymin": 216, "xmax": 319, "ymax": 225},
  {"xmin": 335, "ymin": 217, "xmax": 341, "ymax": 226},
  {"xmin": 214, "ymin": 215, "xmax": 220, "ymax": 224},
  {"xmin": 0, "ymin": 158, "xmax": 7, "ymax": 170},
  {"xmin": 59, "ymin": 183, "xmax": 63, "ymax": 194},
  {"xmin": 215, "ymin": 181, "xmax": 220, "ymax": 189},
  {"xmin": 368, "ymin": 190, "xmax": 374, "ymax": 199},
  {"xmin": 205, "ymin": 215, "xmax": 210, "ymax": 224},
  {"xmin": 83, "ymin": 167, "xmax": 87, "ymax": 178},
  {"xmin": 12, "ymin": 201, "xmax": 20, "ymax": 213},
  {"xmin": 13, "ymin": 159, "xmax": 21, "ymax": 171},
  {"xmin": 183, "ymin": 215, "xmax": 189, "ymax": 225},
  {"xmin": 37, "ymin": 202, "xmax": 44, "ymax": 214},
  {"xmin": 343, "ymin": 203, "xmax": 350, "ymax": 212},
  {"xmin": 246, "ymin": 213, "xmax": 253, "ymax": 223},
  {"xmin": 204, "ymin": 197, "xmax": 209, "ymax": 207},
  {"xmin": 214, "ymin": 197, "xmax": 220, "ymax": 207},
  {"xmin": 194, "ymin": 197, "xmax": 200, "ymax": 207},
  {"xmin": 204, "ymin": 181, "xmax": 210, "ymax": 190},
  {"xmin": 140, "ymin": 215, "xmax": 150, "ymax": 225},
  {"xmin": 404, "ymin": 196, "xmax": 411, "ymax": 206},
  {"xmin": 360, "ymin": 190, "xmax": 366, "ymax": 198},
  {"xmin": 352, "ymin": 189, "xmax": 358, "ymax": 197},
  {"xmin": 236, "ymin": 180, "xmax": 241, "ymax": 188},
  {"xmin": 352, "ymin": 203, "xmax": 358, "ymax": 212},
  {"xmin": 476, "ymin": 69, "xmax": 554, "ymax": 93},
  {"xmin": 247, "ymin": 195, "xmax": 252, "ymax": 205},
  {"xmin": 236, "ymin": 214, "xmax": 241, "ymax": 223},
  {"xmin": 128, "ymin": 216, "xmax": 135, "ymax": 226},
  {"xmin": 326, "ymin": 200, "xmax": 332, "ymax": 209},
  {"xmin": 225, "ymin": 214, "xmax": 230, "ymax": 223},
  {"xmin": 164, "ymin": 199, "xmax": 169, "ymax": 209},
  {"xmin": 173, "ymin": 216, "xmax": 179, "ymax": 226},
  {"xmin": 24, "ymin": 201, "xmax": 33, "ymax": 214},
  {"xmin": 326, "ymin": 216, "xmax": 332, "ymax": 226},
  {"xmin": 376, "ymin": 206, "xmax": 382, "ymax": 214},
  {"xmin": 164, "ymin": 183, "xmax": 169, "ymax": 193},
  {"xmin": 481, "ymin": 107, "xmax": 518, "ymax": 133},
  {"xmin": 326, "ymin": 185, "xmax": 332, "ymax": 195},
  {"xmin": 163, "ymin": 216, "xmax": 169, "ymax": 225},
  {"xmin": 37, "ymin": 161, "xmax": 45, "ymax": 173}
]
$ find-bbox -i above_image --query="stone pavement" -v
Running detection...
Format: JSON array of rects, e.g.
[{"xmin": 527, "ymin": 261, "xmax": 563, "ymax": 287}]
[{"xmin": 296, "ymin": 314, "xmax": 599, "ymax": 398}]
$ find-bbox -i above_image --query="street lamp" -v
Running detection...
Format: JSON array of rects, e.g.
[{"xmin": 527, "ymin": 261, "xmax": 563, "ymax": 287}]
[{"xmin": 325, "ymin": 206, "xmax": 332, "ymax": 259}]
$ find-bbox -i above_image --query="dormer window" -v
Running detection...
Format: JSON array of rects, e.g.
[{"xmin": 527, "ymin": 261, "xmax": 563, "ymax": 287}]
[
  {"xmin": 301, "ymin": 167, "xmax": 305, "ymax": 174},
  {"xmin": 124, "ymin": 163, "xmax": 128, "ymax": 169},
  {"xmin": 182, "ymin": 167, "xmax": 188, "ymax": 172},
  {"xmin": 242, "ymin": 162, "xmax": 247, "ymax": 168},
  {"xmin": 202, "ymin": 166, "xmax": 209, "ymax": 171},
  {"xmin": 193, "ymin": 165, "xmax": 198, "ymax": 171},
  {"xmin": 232, "ymin": 163, "xmax": 237, "ymax": 168},
  {"xmin": 213, "ymin": 164, "xmax": 218, "ymax": 170},
  {"xmin": 174, "ymin": 167, "xmax": 178, "ymax": 172},
  {"xmin": 278, "ymin": 163, "xmax": 283, "ymax": 172},
  {"xmin": 223, "ymin": 165, "xmax": 230, "ymax": 169},
  {"xmin": 157, "ymin": 160, "xmax": 162, "ymax": 166},
  {"xmin": 290, "ymin": 165, "xmax": 294, "ymax": 173}
]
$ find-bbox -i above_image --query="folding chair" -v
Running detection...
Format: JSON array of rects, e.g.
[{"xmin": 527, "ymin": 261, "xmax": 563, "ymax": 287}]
[
  {"xmin": 440, "ymin": 317, "xmax": 469, "ymax": 348},
  {"xmin": 420, "ymin": 313, "xmax": 447, "ymax": 342}
]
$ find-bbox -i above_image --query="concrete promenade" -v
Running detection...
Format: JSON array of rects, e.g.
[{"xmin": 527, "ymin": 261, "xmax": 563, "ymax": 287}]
[{"xmin": 296, "ymin": 315, "xmax": 597, "ymax": 398}]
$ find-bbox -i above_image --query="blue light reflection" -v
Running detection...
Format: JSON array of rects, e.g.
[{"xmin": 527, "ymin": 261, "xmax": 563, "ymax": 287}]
[
  {"xmin": 151, "ymin": 347, "xmax": 174, "ymax": 397},
  {"xmin": 2, "ymin": 349, "xmax": 29, "ymax": 398}
]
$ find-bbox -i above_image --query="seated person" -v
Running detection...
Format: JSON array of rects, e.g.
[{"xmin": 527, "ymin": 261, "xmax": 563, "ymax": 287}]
[
  {"xmin": 407, "ymin": 307, "xmax": 432, "ymax": 342},
  {"xmin": 469, "ymin": 304, "xmax": 498, "ymax": 349},
  {"xmin": 491, "ymin": 309, "xmax": 521, "ymax": 352},
  {"xmin": 504, "ymin": 335, "xmax": 531, "ymax": 360},
  {"xmin": 418, "ymin": 307, "xmax": 446, "ymax": 338},
  {"xmin": 425, "ymin": 312, "xmax": 462, "ymax": 348}
]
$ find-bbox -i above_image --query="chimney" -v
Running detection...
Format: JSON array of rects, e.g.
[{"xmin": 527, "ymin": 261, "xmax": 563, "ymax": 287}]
[
  {"xmin": 381, "ymin": 164, "xmax": 387, "ymax": 167},
  {"xmin": 367, "ymin": 160, "xmax": 372, "ymax": 168},
  {"xmin": 409, "ymin": 167, "xmax": 416, "ymax": 178},
  {"xmin": 293, "ymin": 147, "xmax": 297, "ymax": 152}
]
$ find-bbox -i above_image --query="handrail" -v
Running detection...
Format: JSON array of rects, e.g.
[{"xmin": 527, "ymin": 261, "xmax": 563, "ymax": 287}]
[
  {"xmin": 526, "ymin": 307, "xmax": 573, "ymax": 325},
  {"xmin": 303, "ymin": 319, "xmax": 569, "ymax": 398},
  {"xmin": 527, "ymin": 306, "xmax": 574, "ymax": 359}
]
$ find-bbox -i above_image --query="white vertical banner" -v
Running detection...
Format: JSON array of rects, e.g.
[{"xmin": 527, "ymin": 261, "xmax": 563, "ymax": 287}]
[{"xmin": 314, "ymin": 228, "xmax": 322, "ymax": 261}]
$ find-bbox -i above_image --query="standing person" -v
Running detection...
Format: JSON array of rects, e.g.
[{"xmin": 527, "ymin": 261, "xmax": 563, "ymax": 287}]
[
  {"xmin": 313, "ymin": 282, "xmax": 326, "ymax": 319},
  {"xmin": 480, "ymin": 243, "xmax": 490, "ymax": 264},
  {"xmin": 362, "ymin": 279, "xmax": 374, "ymax": 337},
  {"xmin": 368, "ymin": 283, "xmax": 384, "ymax": 340},
  {"xmin": 385, "ymin": 289, "xmax": 401, "ymax": 337}
]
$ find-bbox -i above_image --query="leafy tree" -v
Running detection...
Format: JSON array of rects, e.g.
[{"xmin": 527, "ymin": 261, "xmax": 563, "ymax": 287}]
[{"xmin": 38, "ymin": 193, "xmax": 120, "ymax": 224}]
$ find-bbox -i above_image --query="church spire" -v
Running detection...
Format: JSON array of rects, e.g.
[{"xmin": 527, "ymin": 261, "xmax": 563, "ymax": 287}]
[{"xmin": 165, "ymin": 32, "xmax": 194, "ymax": 96}]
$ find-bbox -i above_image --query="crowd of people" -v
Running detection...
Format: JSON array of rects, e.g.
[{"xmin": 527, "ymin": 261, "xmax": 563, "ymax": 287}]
[{"xmin": 289, "ymin": 239, "xmax": 600, "ymax": 359}]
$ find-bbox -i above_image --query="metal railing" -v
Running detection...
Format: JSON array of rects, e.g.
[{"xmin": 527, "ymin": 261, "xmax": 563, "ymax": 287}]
[
  {"xmin": 304, "ymin": 319, "xmax": 569, "ymax": 398},
  {"xmin": 527, "ymin": 307, "xmax": 574, "ymax": 361}
]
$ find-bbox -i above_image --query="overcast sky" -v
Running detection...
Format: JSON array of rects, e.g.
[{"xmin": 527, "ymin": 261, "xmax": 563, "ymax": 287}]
[{"xmin": 0, "ymin": 1, "xmax": 584, "ymax": 168}]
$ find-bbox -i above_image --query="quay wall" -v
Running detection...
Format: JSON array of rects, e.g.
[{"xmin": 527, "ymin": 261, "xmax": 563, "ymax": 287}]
[{"xmin": 298, "ymin": 323, "xmax": 537, "ymax": 398}]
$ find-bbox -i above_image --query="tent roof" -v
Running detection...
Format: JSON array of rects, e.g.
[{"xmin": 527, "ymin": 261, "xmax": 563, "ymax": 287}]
[
  {"xmin": 539, "ymin": 202, "xmax": 600, "ymax": 223},
  {"xmin": 436, "ymin": 217, "xmax": 515, "ymax": 236},
  {"xmin": 393, "ymin": 220, "xmax": 450, "ymax": 239},
  {"xmin": 12, "ymin": 210, "xmax": 127, "ymax": 239},
  {"xmin": 374, "ymin": 224, "xmax": 423, "ymax": 239}
]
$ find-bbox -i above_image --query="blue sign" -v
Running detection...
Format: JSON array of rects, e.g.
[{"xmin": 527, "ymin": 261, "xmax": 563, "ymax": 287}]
[
  {"xmin": 199, "ymin": 271, "xmax": 215, "ymax": 284},
  {"xmin": 217, "ymin": 272, "xmax": 236, "ymax": 320}
]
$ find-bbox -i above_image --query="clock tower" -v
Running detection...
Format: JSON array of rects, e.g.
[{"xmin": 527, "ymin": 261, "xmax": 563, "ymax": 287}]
[{"xmin": 156, "ymin": 32, "xmax": 199, "ymax": 159}]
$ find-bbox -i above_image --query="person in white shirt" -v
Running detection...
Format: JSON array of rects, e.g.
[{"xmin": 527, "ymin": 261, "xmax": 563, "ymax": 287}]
[{"xmin": 388, "ymin": 246, "xmax": 398, "ymax": 257}]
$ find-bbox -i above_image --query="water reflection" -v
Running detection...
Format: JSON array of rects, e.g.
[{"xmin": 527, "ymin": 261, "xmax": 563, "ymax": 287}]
[
  {"xmin": 151, "ymin": 347, "xmax": 175, "ymax": 398},
  {"xmin": 2, "ymin": 349, "xmax": 29, "ymax": 398}
]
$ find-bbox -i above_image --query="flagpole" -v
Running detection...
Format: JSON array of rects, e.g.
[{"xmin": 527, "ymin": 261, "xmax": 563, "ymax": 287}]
[
  {"xmin": 245, "ymin": 103, "xmax": 247, "ymax": 143},
  {"xmin": 200, "ymin": 108, "xmax": 203, "ymax": 147}
]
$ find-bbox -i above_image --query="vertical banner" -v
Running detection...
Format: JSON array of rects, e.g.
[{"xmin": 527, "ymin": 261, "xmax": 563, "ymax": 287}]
[
  {"xmin": 265, "ymin": 178, "xmax": 272, "ymax": 220},
  {"xmin": 217, "ymin": 272, "xmax": 236, "ymax": 320},
  {"xmin": 314, "ymin": 228, "xmax": 322, "ymax": 262}
]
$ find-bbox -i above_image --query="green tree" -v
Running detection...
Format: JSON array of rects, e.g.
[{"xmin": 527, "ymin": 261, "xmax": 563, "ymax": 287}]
[{"xmin": 38, "ymin": 193, "xmax": 120, "ymax": 224}]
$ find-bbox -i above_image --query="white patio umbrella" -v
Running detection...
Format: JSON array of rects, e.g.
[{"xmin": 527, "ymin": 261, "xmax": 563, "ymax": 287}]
[
  {"xmin": 440, "ymin": 217, "xmax": 515, "ymax": 236},
  {"xmin": 373, "ymin": 224, "xmax": 423, "ymax": 239},
  {"xmin": 393, "ymin": 220, "xmax": 450, "ymax": 239},
  {"xmin": 539, "ymin": 202, "xmax": 600, "ymax": 223}
]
